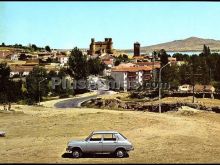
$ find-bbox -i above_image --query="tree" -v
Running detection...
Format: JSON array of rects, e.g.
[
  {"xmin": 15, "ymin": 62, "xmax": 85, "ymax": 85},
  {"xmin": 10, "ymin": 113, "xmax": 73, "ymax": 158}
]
[
  {"xmin": 18, "ymin": 53, "xmax": 27, "ymax": 60},
  {"xmin": 31, "ymin": 44, "xmax": 38, "ymax": 51},
  {"xmin": 114, "ymin": 54, "xmax": 130, "ymax": 66},
  {"xmin": 53, "ymin": 68, "xmax": 73, "ymax": 97},
  {"xmin": 25, "ymin": 66, "xmax": 49, "ymax": 104},
  {"xmin": 215, "ymin": 56, "xmax": 220, "ymax": 81},
  {"xmin": 1, "ymin": 42, "xmax": 5, "ymax": 47},
  {"xmin": 201, "ymin": 44, "xmax": 211, "ymax": 57},
  {"xmin": 0, "ymin": 62, "xmax": 22, "ymax": 110},
  {"xmin": 87, "ymin": 57, "xmax": 106, "ymax": 75},
  {"xmin": 0, "ymin": 62, "xmax": 11, "ymax": 108},
  {"xmin": 68, "ymin": 47, "xmax": 88, "ymax": 80},
  {"xmin": 45, "ymin": 45, "xmax": 51, "ymax": 52},
  {"xmin": 114, "ymin": 60, "xmax": 121, "ymax": 66},
  {"xmin": 172, "ymin": 53, "xmax": 190, "ymax": 61},
  {"xmin": 158, "ymin": 49, "xmax": 168, "ymax": 67}
]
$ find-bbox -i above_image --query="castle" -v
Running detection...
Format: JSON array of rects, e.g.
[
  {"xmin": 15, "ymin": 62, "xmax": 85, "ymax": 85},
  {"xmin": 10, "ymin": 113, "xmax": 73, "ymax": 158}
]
[{"xmin": 88, "ymin": 38, "xmax": 113, "ymax": 55}]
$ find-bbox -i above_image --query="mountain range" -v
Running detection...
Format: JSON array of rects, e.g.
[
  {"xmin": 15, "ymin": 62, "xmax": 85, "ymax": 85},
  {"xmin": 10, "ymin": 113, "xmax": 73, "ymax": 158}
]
[{"xmin": 122, "ymin": 37, "xmax": 220, "ymax": 53}]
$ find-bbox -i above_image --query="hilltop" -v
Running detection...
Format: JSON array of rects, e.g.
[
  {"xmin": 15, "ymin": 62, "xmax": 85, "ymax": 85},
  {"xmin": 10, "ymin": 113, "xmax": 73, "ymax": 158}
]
[{"xmin": 122, "ymin": 37, "xmax": 220, "ymax": 53}]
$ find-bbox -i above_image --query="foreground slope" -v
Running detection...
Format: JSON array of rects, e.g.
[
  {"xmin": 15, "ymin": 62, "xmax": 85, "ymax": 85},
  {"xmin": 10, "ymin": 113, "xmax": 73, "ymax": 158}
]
[{"xmin": 0, "ymin": 105, "xmax": 220, "ymax": 163}]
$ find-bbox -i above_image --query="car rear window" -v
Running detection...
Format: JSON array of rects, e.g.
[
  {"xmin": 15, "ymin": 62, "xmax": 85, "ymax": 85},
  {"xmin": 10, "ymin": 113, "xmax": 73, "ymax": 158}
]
[{"xmin": 118, "ymin": 133, "xmax": 127, "ymax": 140}]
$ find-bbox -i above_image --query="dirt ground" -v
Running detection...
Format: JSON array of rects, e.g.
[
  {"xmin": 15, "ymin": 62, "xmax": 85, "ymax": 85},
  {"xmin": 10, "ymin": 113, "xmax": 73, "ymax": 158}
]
[{"xmin": 0, "ymin": 103, "xmax": 220, "ymax": 163}]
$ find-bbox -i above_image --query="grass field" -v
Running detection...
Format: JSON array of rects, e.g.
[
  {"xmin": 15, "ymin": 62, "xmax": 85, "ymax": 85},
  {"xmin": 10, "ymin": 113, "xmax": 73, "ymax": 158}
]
[{"xmin": 0, "ymin": 103, "xmax": 220, "ymax": 163}]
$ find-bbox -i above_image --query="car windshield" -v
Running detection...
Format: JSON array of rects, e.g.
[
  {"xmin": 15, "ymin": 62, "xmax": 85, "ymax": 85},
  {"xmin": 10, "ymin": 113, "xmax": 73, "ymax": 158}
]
[{"xmin": 85, "ymin": 132, "xmax": 93, "ymax": 141}]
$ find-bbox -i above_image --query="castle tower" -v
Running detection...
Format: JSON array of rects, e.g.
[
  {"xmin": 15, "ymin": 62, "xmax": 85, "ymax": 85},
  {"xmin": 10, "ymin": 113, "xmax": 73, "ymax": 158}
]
[
  {"xmin": 90, "ymin": 38, "xmax": 95, "ymax": 55},
  {"xmin": 134, "ymin": 42, "xmax": 140, "ymax": 56}
]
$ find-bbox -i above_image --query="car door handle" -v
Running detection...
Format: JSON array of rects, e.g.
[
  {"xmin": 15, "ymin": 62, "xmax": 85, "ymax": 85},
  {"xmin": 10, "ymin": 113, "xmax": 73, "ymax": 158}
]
[{"xmin": 99, "ymin": 141, "xmax": 103, "ymax": 143}]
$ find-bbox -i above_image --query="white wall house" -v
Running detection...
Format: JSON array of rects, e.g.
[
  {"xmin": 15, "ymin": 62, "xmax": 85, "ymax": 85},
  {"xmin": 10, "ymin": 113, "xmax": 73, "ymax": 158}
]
[
  {"xmin": 111, "ymin": 66, "xmax": 152, "ymax": 91},
  {"xmin": 10, "ymin": 54, "xmax": 19, "ymax": 61},
  {"xmin": 58, "ymin": 56, "xmax": 68, "ymax": 66}
]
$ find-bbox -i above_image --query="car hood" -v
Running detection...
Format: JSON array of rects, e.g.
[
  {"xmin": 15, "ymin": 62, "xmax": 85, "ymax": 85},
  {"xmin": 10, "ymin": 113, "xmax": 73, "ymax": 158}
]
[{"xmin": 68, "ymin": 139, "xmax": 85, "ymax": 145}]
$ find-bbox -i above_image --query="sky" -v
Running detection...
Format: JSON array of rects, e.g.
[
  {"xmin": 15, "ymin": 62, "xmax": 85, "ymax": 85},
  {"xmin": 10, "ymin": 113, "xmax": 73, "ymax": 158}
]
[{"xmin": 0, "ymin": 2, "xmax": 220, "ymax": 49}]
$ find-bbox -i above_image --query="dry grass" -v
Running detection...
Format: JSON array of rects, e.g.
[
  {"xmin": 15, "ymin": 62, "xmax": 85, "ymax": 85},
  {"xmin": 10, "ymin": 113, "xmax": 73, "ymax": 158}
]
[{"xmin": 0, "ymin": 104, "xmax": 220, "ymax": 163}]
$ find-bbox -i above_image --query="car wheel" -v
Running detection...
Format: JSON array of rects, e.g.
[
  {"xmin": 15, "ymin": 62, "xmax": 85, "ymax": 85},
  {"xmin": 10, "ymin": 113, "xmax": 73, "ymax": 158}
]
[
  {"xmin": 72, "ymin": 149, "xmax": 82, "ymax": 158},
  {"xmin": 115, "ymin": 149, "xmax": 126, "ymax": 158}
]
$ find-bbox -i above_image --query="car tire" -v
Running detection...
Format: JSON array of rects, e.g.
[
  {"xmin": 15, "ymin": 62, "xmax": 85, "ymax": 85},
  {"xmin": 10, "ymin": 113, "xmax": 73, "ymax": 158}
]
[
  {"xmin": 115, "ymin": 148, "xmax": 126, "ymax": 158},
  {"xmin": 72, "ymin": 148, "xmax": 82, "ymax": 158}
]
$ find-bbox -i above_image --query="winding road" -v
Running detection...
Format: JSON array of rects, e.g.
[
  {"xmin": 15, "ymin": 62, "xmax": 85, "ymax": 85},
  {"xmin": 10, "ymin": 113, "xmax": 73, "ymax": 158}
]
[{"xmin": 54, "ymin": 90, "xmax": 111, "ymax": 108}]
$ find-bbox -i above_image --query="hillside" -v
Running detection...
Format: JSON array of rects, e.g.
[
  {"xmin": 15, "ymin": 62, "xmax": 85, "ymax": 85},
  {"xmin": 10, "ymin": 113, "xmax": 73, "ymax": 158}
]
[
  {"xmin": 0, "ymin": 102, "xmax": 220, "ymax": 163},
  {"xmin": 123, "ymin": 37, "xmax": 220, "ymax": 53}
]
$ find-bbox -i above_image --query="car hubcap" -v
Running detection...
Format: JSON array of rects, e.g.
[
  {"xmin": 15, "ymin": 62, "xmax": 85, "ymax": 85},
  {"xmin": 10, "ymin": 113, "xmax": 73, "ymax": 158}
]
[
  {"xmin": 117, "ymin": 151, "xmax": 124, "ymax": 158},
  {"xmin": 73, "ymin": 151, "xmax": 79, "ymax": 158}
]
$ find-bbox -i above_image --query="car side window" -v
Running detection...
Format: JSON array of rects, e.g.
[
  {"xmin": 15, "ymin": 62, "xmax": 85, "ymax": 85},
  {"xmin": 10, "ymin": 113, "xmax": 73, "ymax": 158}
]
[
  {"xmin": 89, "ymin": 134, "xmax": 102, "ymax": 141},
  {"xmin": 103, "ymin": 134, "xmax": 117, "ymax": 141}
]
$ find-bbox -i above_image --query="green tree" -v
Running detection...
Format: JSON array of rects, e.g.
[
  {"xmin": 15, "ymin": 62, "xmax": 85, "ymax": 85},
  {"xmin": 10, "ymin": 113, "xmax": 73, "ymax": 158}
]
[
  {"xmin": 87, "ymin": 58, "xmax": 106, "ymax": 75},
  {"xmin": 201, "ymin": 44, "xmax": 211, "ymax": 57},
  {"xmin": 158, "ymin": 49, "xmax": 168, "ymax": 67},
  {"xmin": 0, "ymin": 62, "xmax": 22, "ymax": 109},
  {"xmin": 31, "ymin": 44, "xmax": 38, "ymax": 51},
  {"xmin": 114, "ymin": 60, "xmax": 121, "ymax": 66},
  {"xmin": 18, "ymin": 53, "xmax": 27, "ymax": 60},
  {"xmin": 68, "ymin": 47, "xmax": 88, "ymax": 80},
  {"xmin": 25, "ymin": 66, "xmax": 49, "ymax": 104},
  {"xmin": 114, "ymin": 54, "xmax": 130, "ymax": 66},
  {"xmin": 45, "ymin": 45, "xmax": 51, "ymax": 52},
  {"xmin": 0, "ymin": 62, "xmax": 11, "ymax": 108}
]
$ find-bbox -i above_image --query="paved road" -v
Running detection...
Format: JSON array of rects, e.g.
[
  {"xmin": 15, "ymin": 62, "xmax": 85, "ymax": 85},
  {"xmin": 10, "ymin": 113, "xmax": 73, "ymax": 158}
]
[{"xmin": 54, "ymin": 91, "xmax": 111, "ymax": 108}]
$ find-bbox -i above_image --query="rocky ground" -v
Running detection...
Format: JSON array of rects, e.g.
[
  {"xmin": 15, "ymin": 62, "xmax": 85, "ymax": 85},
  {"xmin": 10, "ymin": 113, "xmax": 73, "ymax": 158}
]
[{"xmin": 82, "ymin": 96, "xmax": 220, "ymax": 113}]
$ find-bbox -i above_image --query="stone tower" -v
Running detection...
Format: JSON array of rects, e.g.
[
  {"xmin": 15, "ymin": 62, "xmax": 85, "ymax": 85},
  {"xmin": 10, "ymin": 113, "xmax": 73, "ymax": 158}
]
[{"xmin": 134, "ymin": 42, "xmax": 140, "ymax": 56}]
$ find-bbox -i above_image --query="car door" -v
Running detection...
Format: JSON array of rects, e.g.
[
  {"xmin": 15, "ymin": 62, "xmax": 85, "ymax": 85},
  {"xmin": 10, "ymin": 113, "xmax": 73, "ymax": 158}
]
[
  {"xmin": 102, "ymin": 133, "xmax": 117, "ymax": 153},
  {"xmin": 86, "ymin": 133, "xmax": 103, "ymax": 153}
]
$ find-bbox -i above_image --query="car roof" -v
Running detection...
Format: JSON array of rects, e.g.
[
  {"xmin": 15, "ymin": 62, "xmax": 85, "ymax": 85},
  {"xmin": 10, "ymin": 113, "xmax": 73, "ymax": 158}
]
[{"xmin": 92, "ymin": 130, "xmax": 119, "ymax": 134}]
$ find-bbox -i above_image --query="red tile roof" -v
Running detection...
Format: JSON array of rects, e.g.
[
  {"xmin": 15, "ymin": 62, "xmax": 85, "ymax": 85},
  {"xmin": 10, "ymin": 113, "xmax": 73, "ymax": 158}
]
[{"xmin": 112, "ymin": 66, "xmax": 152, "ymax": 72}]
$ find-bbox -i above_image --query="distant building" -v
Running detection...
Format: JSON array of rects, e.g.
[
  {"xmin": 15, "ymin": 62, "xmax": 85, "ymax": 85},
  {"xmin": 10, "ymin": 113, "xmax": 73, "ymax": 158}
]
[
  {"xmin": 134, "ymin": 42, "xmax": 140, "ymax": 56},
  {"xmin": 88, "ymin": 38, "xmax": 113, "ymax": 55}
]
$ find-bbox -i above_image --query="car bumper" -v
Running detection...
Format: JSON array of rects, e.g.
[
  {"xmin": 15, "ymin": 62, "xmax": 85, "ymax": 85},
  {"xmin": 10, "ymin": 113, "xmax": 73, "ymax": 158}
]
[{"xmin": 126, "ymin": 147, "xmax": 134, "ymax": 152}]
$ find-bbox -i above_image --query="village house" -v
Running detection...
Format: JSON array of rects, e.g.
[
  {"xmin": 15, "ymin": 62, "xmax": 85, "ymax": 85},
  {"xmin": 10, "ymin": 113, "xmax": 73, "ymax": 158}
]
[
  {"xmin": 9, "ymin": 59, "xmax": 39, "ymax": 77},
  {"xmin": 57, "ymin": 55, "xmax": 69, "ymax": 67},
  {"xmin": 10, "ymin": 54, "xmax": 19, "ymax": 61},
  {"xmin": 10, "ymin": 65, "xmax": 34, "ymax": 77},
  {"xmin": 133, "ymin": 61, "xmax": 161, "ymax": 69},
  {"xmin": 0, "ymin": 50, "xmax": 12, "ymax": 59},
  {"xmin": 38, "ymin": 52, "xmax": 55, "ymax": 61},
  {"xmin": 178, "ymin": 84, "xmax": 215, "ymax": 94},
  {"xmin": 111, "ymin": 63, "xmax": 153, "ymax": 91},
  {"xmin": 44, "ymin": 63, "xmax": 60, "ymax": 73},
  {"xmin": 101, "ymin": 54, "xmax": 115, "ymax": 68}
]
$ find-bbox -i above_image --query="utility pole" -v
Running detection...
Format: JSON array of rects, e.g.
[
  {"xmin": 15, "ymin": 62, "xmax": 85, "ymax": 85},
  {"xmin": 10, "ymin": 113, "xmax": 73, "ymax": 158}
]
[
  {"xmin": 185, "ymin": 63, "xmax": 202, "ymax": 103},
  {"xmin": 38, "ymin": 78, "xmax": 47, "ymax": 106},
  {"xmin": 159, "ymin": 62, "xmax": 171, "ymax": 113}
]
